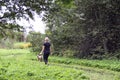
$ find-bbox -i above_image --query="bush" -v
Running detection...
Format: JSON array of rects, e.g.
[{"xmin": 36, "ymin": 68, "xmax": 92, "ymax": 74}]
[
  {"xmin": 13, "ymin": 42, "xmax": 32, "ymax": 49},
  {"xmin": 0, "ymin": 38, "xmax": 14, "ymax": 49},
  {"xmin": 63, "ymin": 49, "xmax": 75, "ymax": 57},
  {"xmin": 28, "ymin": 32, "xmax": 45, "ymax": 53}
]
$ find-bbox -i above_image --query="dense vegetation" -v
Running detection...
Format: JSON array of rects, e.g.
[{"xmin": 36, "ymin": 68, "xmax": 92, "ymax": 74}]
[
  {"xmin": 1, "ymin": 0, "xmax": 120, "ymax": 80},
  {"xmin": 0, "ymin": 0, "xmax": 120, "ymax": 59},
  {"xmin": 44, "ymin": 0, "xmax": 120, "ymax": 59},
  {"xmin": 0, "ymin": 29, "xmax": 27, "ymax": 49},
  {"xmin": 27, "ymin": 31, "xmax": 45, "ymax": 53}
]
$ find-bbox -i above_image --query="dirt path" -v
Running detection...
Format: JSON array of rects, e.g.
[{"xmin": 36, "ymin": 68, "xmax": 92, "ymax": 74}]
[{"xmin": 50, "ymin": 63, "xmax": 119, "ymax": 80}]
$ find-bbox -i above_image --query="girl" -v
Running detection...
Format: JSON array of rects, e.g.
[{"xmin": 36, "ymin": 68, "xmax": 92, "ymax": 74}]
[{"xmin": 40, "ymin": 37, "xmax": 51, "ymax": 64}]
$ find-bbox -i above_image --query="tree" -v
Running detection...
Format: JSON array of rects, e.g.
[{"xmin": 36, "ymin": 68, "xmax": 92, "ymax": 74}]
[
  {"xmin": 76, "ymin": 0, "xmax": 120, "ymax": 58},
  {"xmin": 0, "ymin": 0, "xmax": 54, "ymax": 36},
  {"xmin": 44, "ymin": 0, "xmax": 77, "ymax": 56},
  {"xmin": 0, "ymin": 23, "xmax": 23, "ymax": 39},
  {"xmin": 28, "ymin": 31, "xmax": 45, "ymax": 53},
  {"xmin": 44, "ymin": 0, "xmax": 120, "ymax": 59}
]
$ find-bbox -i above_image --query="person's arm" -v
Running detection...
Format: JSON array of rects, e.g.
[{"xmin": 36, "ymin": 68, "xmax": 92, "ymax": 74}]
[{"xmin": 40, "ymin": 46, "xmax": 44, "ymax": 54}]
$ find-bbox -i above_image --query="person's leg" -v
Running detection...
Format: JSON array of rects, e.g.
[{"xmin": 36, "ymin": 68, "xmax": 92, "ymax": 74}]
[
  {"xmin": 43, "ymin": 53, "xmax": 50, "ymax": 64},
  {"xmin": 45, "ymin": 53, "xmax": 50, "ymax": 64},
  {"xmin": 43, "ymin": 53, "xmax": 47, "ymax": 64}
]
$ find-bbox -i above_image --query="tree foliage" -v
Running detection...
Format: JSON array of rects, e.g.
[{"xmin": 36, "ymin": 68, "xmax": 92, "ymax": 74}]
[
  {"xmin": 0, "ymin": 0, "xmax": 53, "ymax": 36},
  {"xmin": 0, "ymin": 0, "xmax": 120, "ymax": 59},
  {"xmin": 45, "ymin": 0, "xmax": 120, "ymax": 59},
  {"xmin": 28, "ymin": 31, "xmax": 45, "ymax": 53},
  {"xmin": 0, "ymin": 23, "xmax": 23, "ymax": 39}
]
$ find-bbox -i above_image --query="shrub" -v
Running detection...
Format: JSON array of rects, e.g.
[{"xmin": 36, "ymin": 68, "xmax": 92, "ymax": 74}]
[
  {"xmin": 13, "ymin": 42, "xmax": 32, "ymax": 49},
  {"xmin": 28, "ymin": 32, "xmax": 45, "ymax": 53},
  {"xmin": 63, "ymin": 49, "xmax": 75, "ymax": 57},
  {"xmin": 0, "ymin": 38, "xmax": 14, "ymax": 49}
]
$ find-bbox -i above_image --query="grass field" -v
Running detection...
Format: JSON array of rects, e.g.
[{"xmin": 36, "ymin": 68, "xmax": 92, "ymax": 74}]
[
  {"xmin": 0, "ymin": 49, "xmax": 89, "ymax": 80},
  {"xmin": 0, "ymin": 49, "xmax": 120, "ymax": 80},
  {"xmin": 49, "ymin": 56, "xmax": 120, "ymax": 72}
]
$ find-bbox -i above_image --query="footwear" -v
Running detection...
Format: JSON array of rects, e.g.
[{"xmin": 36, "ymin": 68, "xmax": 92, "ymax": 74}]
[{"xmin": 45, "ymin": 62, "xmax": 47, "ymax": 65}]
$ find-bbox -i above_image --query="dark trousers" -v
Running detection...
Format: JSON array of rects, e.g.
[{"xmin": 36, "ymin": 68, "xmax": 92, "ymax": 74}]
[{"xmin": 43, "ymin": 52, "xmax": 50, "ymax": 64}]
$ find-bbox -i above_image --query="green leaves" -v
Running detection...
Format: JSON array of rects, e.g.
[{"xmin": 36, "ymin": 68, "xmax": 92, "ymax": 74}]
[
  {"xmin": 28, "ymin": 32, "xmax": 45, "ymax": 53},
  {"xmin": 57, "ymin": 0, "xmax": 75, "ymax": 8},
  {"xmin": 45, "ymin": 0, "xmax": 120, "ymax": 59}
]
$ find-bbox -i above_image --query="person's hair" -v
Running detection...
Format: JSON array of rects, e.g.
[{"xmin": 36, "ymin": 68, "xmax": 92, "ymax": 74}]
[{"xmin": 44, "ymin": 37, "xmax": 49, "ymax": 42}]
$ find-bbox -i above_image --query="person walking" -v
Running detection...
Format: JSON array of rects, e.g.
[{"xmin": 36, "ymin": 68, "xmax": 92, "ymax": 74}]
[{"xmin": 40, "ymin": 37, "xmax": 51, "ymax": 65}]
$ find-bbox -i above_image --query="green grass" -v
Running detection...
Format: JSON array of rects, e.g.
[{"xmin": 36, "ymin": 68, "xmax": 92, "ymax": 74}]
[
  {"xmin": 1, "ymin": 49, "xmax": 120, "ymax": 80},
  {"xmin": 49, "ymin": 56, "xmax": 120, "ymax": 72},
  {"xmin": 49, "ymin": 56, "xmax": 120, "ymax": 80},
  {"xmin": 0, "ymin": 49, "xmax": 89, "ymax": 80}
]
